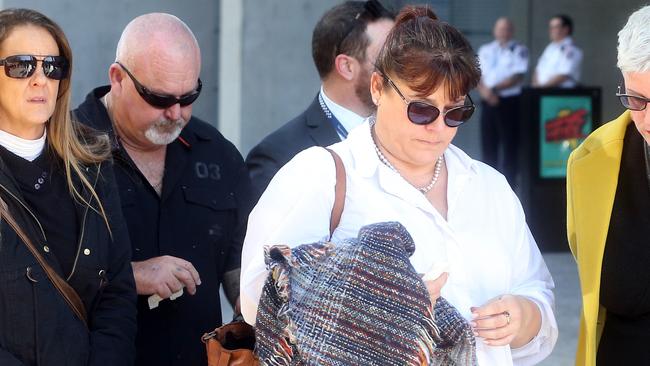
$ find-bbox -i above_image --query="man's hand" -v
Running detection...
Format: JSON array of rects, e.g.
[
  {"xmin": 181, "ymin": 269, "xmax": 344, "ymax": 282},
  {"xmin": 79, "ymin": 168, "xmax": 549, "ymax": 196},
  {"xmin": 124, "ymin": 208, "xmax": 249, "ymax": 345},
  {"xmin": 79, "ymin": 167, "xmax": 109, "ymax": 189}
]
[
  {"xmin": 478, "ymin": 83, "xmax": 500, "ymax": 106},
  {"xmin": 485, "ymin": 92, "xmax": 499, "ymax": 107},
  {"xmin": 132, "ymin": 256, "xmax": 201, "ymax": 298}
]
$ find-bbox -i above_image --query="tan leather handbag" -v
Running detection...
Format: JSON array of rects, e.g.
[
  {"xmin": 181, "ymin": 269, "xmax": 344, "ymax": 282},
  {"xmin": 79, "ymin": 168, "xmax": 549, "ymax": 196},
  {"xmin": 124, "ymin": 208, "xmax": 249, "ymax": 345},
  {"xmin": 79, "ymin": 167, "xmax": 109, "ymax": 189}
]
[{"xmin": 202, "ymin": 319, "xmax": 259, "ymax": 366}]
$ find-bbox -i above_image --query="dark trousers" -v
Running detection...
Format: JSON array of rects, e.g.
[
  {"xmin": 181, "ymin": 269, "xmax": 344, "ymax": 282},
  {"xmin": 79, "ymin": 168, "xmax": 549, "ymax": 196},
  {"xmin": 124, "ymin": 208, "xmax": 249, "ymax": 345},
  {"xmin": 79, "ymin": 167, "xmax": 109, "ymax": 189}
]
[{"xmin": 480, "ymin": 95, "xmax": 520, "ymax": 188}]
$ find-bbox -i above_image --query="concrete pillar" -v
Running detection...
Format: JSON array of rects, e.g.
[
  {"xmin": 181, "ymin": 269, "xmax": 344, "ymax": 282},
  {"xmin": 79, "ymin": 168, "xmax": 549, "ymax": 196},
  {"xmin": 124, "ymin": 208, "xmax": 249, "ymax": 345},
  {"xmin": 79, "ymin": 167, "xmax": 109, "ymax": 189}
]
[{"xmin": 218, "ymin": 0, "xmax": 243, "ymax": 146}]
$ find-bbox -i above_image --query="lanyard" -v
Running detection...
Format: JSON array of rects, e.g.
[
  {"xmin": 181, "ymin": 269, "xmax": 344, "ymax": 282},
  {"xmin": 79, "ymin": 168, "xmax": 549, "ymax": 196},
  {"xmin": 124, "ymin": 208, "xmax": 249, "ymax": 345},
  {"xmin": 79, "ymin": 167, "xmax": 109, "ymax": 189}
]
[{"xmin": 319, "ymin": 93, "xmax": 348, "ymax": 139}]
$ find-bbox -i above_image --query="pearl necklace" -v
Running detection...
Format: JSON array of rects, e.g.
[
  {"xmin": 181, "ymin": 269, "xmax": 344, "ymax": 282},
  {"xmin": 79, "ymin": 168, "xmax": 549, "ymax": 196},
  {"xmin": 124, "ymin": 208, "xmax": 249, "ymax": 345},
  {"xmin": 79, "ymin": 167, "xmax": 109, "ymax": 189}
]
[{"xmin": 371, "ymin": 129, "xmax": 444, "ymax": 194}]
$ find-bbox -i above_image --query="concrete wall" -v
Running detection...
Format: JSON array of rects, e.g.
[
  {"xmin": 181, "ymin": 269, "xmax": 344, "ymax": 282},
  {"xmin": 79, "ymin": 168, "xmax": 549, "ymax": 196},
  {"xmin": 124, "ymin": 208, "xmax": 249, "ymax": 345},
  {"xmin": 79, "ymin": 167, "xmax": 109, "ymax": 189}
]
[
  {"xmin": 237, "ymin": 0, "xmax": 647, "ymax": 158},
  {"xmin": 239, "ymin": 0, "xmax": 411, "ymax": 155},
  {"xmin": 3, "ymin": 0, "xmax": 645, "ymax": 156},
  {"xmin": 2, "ymin": 0, "xmax": 220, "ymax": 127},
  {"xmin": 239, "ymin": 1, "xmax": 334, "ymax": 152},
  {"xmin": 236, "ymin": 0, "xmax": 511, "ymax": 159}
]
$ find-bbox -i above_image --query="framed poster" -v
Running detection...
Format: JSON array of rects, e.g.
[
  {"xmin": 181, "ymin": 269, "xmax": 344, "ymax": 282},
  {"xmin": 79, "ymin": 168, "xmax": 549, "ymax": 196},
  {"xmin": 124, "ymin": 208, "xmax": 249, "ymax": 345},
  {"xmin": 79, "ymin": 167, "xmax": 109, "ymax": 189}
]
[
  {"xmin": 538, "ymin": 95, "xmax": 593, "ymax": 178},
  {"xmin": 518, "ymin": 87, "xmax": 602, "ymax": 251},
  {"xmin": 521, "ymin": 87, "xmax": 602, "ymax": 181}
]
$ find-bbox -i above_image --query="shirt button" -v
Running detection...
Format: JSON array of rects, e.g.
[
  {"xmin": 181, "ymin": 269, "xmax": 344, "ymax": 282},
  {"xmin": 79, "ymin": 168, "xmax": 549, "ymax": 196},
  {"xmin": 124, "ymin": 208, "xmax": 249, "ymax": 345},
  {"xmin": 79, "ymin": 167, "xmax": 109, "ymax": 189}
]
[
  {"xmin": 37, "ymin": 177, "xmax": 44, "ymax": 184},
  {"xmin": 34, "ymin": 183, "xmax": 41, "ymax": 190},
  {"xmin": 43, "ymin": 245, "xmax": 50, "ymax": 253},
  {"xmin": 83, "ymin": 248, "xmax": 91, "ymax": 256}
]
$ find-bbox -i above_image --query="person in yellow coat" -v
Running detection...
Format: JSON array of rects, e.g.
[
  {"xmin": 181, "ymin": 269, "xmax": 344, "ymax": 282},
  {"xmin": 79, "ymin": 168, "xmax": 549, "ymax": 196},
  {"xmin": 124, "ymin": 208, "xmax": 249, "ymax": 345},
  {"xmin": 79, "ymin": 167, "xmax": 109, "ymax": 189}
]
[{"xmin": 567, "ymin": 5, "xmax": 650, "ymax": 365}]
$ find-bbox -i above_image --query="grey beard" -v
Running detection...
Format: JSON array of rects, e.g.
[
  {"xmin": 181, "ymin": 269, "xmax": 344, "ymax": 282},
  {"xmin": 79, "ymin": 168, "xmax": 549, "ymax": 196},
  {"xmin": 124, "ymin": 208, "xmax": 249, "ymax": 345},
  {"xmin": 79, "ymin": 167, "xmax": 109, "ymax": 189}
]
[{"xmin": 144, "ymin": 119, "xmax": 184, "ymax": 145}]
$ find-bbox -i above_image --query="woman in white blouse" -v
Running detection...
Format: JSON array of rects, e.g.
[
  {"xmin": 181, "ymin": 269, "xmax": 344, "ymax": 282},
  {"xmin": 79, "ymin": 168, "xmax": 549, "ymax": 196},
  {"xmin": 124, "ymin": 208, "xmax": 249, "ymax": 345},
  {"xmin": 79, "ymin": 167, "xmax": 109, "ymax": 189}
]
[{"xmin": 241, "ymin": 5, "xmax": 557, "ymax": 365}]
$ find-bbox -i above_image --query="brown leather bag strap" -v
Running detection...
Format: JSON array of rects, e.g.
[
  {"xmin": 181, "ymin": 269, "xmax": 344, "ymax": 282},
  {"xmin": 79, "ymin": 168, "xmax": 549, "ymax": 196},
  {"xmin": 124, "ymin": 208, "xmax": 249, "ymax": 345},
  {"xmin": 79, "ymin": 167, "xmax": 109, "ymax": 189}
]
[
  {"xmin": 325, "ymin": 148, "xmax": 346, "ymax": 239},
  {"xmin": 0, "ymin": 199, "xmax": 88, "ymax": 327}
]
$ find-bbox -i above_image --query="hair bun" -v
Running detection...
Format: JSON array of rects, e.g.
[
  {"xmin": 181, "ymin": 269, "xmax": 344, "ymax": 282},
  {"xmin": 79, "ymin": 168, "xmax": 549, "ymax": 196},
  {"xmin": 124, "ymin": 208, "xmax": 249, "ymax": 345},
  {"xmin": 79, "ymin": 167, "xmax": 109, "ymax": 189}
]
[{"xmin": 395, "ymin": 5, "xmax": 438, "ymax": 25}]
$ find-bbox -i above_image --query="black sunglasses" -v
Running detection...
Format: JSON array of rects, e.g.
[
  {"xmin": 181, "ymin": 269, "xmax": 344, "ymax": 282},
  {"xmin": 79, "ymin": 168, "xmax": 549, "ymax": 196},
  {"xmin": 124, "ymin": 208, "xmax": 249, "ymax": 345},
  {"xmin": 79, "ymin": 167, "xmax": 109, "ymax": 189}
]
[
  {"xmin": 616, "ymin": 85, "xmax": 650, "ymax": 111},
  {"xmin": 384, "ymin": 75, "xmax": 475, "ymax": 127},
  {"xmin": 0, "ymin": 55, "xmax": 69, "ymax": 80},
  {"xmin": 116, "ymin": 61, "xmax": 201, "ymax": 109}
]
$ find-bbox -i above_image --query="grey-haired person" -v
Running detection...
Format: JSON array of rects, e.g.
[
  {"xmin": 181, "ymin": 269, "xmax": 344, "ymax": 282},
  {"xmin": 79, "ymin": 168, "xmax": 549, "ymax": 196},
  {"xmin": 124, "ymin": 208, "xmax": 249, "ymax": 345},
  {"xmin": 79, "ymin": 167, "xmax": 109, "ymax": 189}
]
[{"xmin": 568, "ymin": 5, "xmax": 650, "ymax": 365}]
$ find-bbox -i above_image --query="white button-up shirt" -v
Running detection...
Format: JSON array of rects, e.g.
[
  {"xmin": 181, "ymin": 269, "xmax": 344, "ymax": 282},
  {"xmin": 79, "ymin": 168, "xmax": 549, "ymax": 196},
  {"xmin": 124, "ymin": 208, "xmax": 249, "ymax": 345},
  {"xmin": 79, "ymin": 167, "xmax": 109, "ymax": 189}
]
[
  {"xmin": 241, "ymin": 121, "xmax": 558, "ymax": 365},
  {"xmin": 320, "ymin": 86, "xmax": 366, "ymax": 140},
  {"xmin": 535, "ymin": 36, "xmax": 583, "ymax": 88},
  {"xmin": 478, "ymin": 40, "xmax": 529, "ymax": 97}
]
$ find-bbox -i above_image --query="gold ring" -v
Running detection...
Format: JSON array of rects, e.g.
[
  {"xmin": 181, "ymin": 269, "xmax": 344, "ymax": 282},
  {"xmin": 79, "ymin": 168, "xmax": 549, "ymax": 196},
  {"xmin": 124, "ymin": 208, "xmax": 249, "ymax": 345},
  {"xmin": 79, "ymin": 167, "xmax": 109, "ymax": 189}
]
[{"xmin": 503, "ymin": 311, "xmax": 511, "ymax": 325}]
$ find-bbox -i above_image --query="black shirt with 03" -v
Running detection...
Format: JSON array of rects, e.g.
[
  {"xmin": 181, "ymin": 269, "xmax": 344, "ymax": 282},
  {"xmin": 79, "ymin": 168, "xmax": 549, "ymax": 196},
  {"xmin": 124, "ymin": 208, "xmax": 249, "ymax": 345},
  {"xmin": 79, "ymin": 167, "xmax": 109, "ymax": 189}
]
[{"xmin": 73, "ymin": 86, "xmax": 254, "ymax": 366}]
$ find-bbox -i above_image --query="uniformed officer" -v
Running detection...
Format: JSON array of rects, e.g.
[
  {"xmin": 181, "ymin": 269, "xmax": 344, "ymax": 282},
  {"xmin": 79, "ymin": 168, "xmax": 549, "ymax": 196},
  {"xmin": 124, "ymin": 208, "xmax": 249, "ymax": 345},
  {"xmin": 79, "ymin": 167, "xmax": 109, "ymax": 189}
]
[
  {"xmin": 478, "ymin": 17, "xmax": 528, "ymax": 187},
  {"xmin": 73, "ymin": 13, "xmax": 253, "ymax": 366},
  {"xmin": 533, "ymin": 14, "xmax": 583, "ymax": 88}
]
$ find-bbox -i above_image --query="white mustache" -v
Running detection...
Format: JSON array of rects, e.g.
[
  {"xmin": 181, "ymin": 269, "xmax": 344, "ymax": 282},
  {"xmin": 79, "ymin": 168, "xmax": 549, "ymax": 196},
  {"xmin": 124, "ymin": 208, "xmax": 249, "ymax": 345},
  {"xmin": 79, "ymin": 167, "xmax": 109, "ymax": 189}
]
[{"xmin": 153, "ymin": 118, "xmax": 184, "ymax": 128}]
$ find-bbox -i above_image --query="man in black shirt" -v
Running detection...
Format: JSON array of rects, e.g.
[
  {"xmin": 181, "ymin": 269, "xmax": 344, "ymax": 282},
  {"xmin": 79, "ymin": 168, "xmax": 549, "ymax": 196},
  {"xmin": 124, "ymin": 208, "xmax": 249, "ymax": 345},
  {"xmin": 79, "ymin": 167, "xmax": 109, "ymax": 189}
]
[{"xmin": 73, "ymin": 13, "xmax": 252, "ymax": 366}]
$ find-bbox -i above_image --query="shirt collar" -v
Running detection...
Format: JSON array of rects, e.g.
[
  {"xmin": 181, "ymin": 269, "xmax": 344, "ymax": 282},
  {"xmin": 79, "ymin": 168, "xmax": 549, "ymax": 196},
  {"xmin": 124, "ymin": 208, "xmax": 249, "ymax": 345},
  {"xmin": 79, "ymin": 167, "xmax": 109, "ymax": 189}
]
[
  {"xmin": 320, "ymin": 86, "xmax": 366, "ymax": 135},
  {"xmin": 495, "ymin": 39, "xmax": 515, "ymax": 50},
  {"xmin": 555, "ymin": 36, "xmax": 573, "ymax": 47},
  {"xmin": 444, "ymin": 144, "xmax": 479, "ymax": 178},
  {"xmin": 0, "ymin": 128, "xmax": 46, "ymax": 162},
  {"xmin": 342, "ymin": 119, "xmax": 378, "ymax": 177}
]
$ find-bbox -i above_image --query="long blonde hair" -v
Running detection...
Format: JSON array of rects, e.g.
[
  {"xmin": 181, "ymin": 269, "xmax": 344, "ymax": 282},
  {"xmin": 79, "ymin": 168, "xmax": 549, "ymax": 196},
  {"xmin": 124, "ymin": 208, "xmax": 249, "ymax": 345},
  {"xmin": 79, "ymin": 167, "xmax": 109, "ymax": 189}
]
[{"xmin": 0, "ymin": 8, "xmax": 112, "ymax": 228}]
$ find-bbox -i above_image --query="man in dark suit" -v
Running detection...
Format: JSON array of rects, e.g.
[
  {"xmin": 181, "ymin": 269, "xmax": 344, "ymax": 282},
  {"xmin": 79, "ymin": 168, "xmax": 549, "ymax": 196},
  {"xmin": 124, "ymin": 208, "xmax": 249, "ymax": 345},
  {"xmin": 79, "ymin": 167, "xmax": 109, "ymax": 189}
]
[{"xmin": 246, "ymin": 0, "xmax": 394, "ymax": 199}]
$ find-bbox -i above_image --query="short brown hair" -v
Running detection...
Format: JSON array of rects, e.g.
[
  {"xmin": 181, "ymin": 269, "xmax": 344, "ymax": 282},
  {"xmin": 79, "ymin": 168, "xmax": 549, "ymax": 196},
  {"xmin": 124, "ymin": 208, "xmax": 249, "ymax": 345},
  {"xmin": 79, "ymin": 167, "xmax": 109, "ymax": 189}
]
[
  {"xmin": 375, "ymin": 6, "xmax": 480, "ymax": 100},
  {"xmin": 312, "ymin": 1, "xmax": 394, "ymax": 79}
]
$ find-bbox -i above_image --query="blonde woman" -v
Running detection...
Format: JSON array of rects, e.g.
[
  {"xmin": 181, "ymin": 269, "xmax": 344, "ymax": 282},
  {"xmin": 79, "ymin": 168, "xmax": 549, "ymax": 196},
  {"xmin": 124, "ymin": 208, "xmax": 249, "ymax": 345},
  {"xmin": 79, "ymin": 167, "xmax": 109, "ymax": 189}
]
[{"xmin": 0, "ymin": 8, "xmax": 136, "ymax": 366}]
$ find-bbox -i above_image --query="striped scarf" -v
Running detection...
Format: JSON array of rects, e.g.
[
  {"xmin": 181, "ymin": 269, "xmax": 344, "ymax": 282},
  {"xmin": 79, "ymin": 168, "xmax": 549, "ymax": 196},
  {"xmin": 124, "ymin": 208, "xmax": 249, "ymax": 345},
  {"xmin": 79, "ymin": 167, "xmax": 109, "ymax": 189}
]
[{"xmin": 254, "ymin": 222, "xmax": 477, "ymax": 365}]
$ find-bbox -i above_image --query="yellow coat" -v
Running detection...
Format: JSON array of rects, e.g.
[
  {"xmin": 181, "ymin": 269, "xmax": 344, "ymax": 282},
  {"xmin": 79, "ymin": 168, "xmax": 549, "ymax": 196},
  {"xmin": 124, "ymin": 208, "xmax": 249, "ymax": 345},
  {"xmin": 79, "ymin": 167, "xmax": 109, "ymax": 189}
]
[{"xmin": 566, "ymin": 111, "xmax": 632, "ymax": 366}]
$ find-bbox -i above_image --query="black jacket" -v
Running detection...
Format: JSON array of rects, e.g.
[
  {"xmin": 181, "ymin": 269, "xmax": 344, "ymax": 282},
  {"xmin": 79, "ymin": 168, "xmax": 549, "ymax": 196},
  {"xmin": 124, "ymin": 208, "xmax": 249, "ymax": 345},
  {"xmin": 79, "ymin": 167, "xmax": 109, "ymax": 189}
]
[
  {"xmin": 74, "ymin": 87, "xmax": 254, "ymax": 366},
  {"xmin": 245, "ymin": 95, "xmax": 340, "ymax": 200},
  {"xmin": 0, "ymin": 142, "xmax": 137, "ymax": 365}
]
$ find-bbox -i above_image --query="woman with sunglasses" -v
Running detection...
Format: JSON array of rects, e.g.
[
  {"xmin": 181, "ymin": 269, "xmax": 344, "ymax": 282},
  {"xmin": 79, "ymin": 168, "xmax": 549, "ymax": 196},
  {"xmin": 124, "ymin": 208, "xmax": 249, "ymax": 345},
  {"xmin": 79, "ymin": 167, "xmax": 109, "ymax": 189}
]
[
  {"xmin": 567, "ymin": 6, "xmax": 650, "ymax": 366},
  {"xmin": 241, "ymin": 5, "xmax": 556, "ymax": 365},
  {"xmin": 0, "ymin": 8, "xmax": 136, "ymax": 366}
]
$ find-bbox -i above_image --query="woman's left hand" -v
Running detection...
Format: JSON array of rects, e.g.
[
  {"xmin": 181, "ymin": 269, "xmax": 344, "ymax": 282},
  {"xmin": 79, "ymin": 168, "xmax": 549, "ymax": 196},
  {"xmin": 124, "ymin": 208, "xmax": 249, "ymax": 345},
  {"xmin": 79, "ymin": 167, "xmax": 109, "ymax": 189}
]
[{"xmin": 469, "ymin": 294, "xmax": 541, "ymax": 348}]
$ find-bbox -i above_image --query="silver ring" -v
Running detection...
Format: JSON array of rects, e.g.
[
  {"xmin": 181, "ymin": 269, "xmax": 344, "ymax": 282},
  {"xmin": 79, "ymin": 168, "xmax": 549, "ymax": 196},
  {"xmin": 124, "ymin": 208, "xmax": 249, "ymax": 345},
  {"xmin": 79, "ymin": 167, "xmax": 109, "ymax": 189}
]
[{"xmin": 503, "ymin": 311, "xmax": 511, "ymax": 325}]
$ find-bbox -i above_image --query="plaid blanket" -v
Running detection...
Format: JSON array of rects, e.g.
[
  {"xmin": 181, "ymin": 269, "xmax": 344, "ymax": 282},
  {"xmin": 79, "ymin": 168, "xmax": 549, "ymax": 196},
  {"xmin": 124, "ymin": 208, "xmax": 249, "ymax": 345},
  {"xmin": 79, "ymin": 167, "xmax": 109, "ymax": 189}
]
[{"xmin": 254, "ymin": 222, "xmax": 477, "ymax": 365}]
